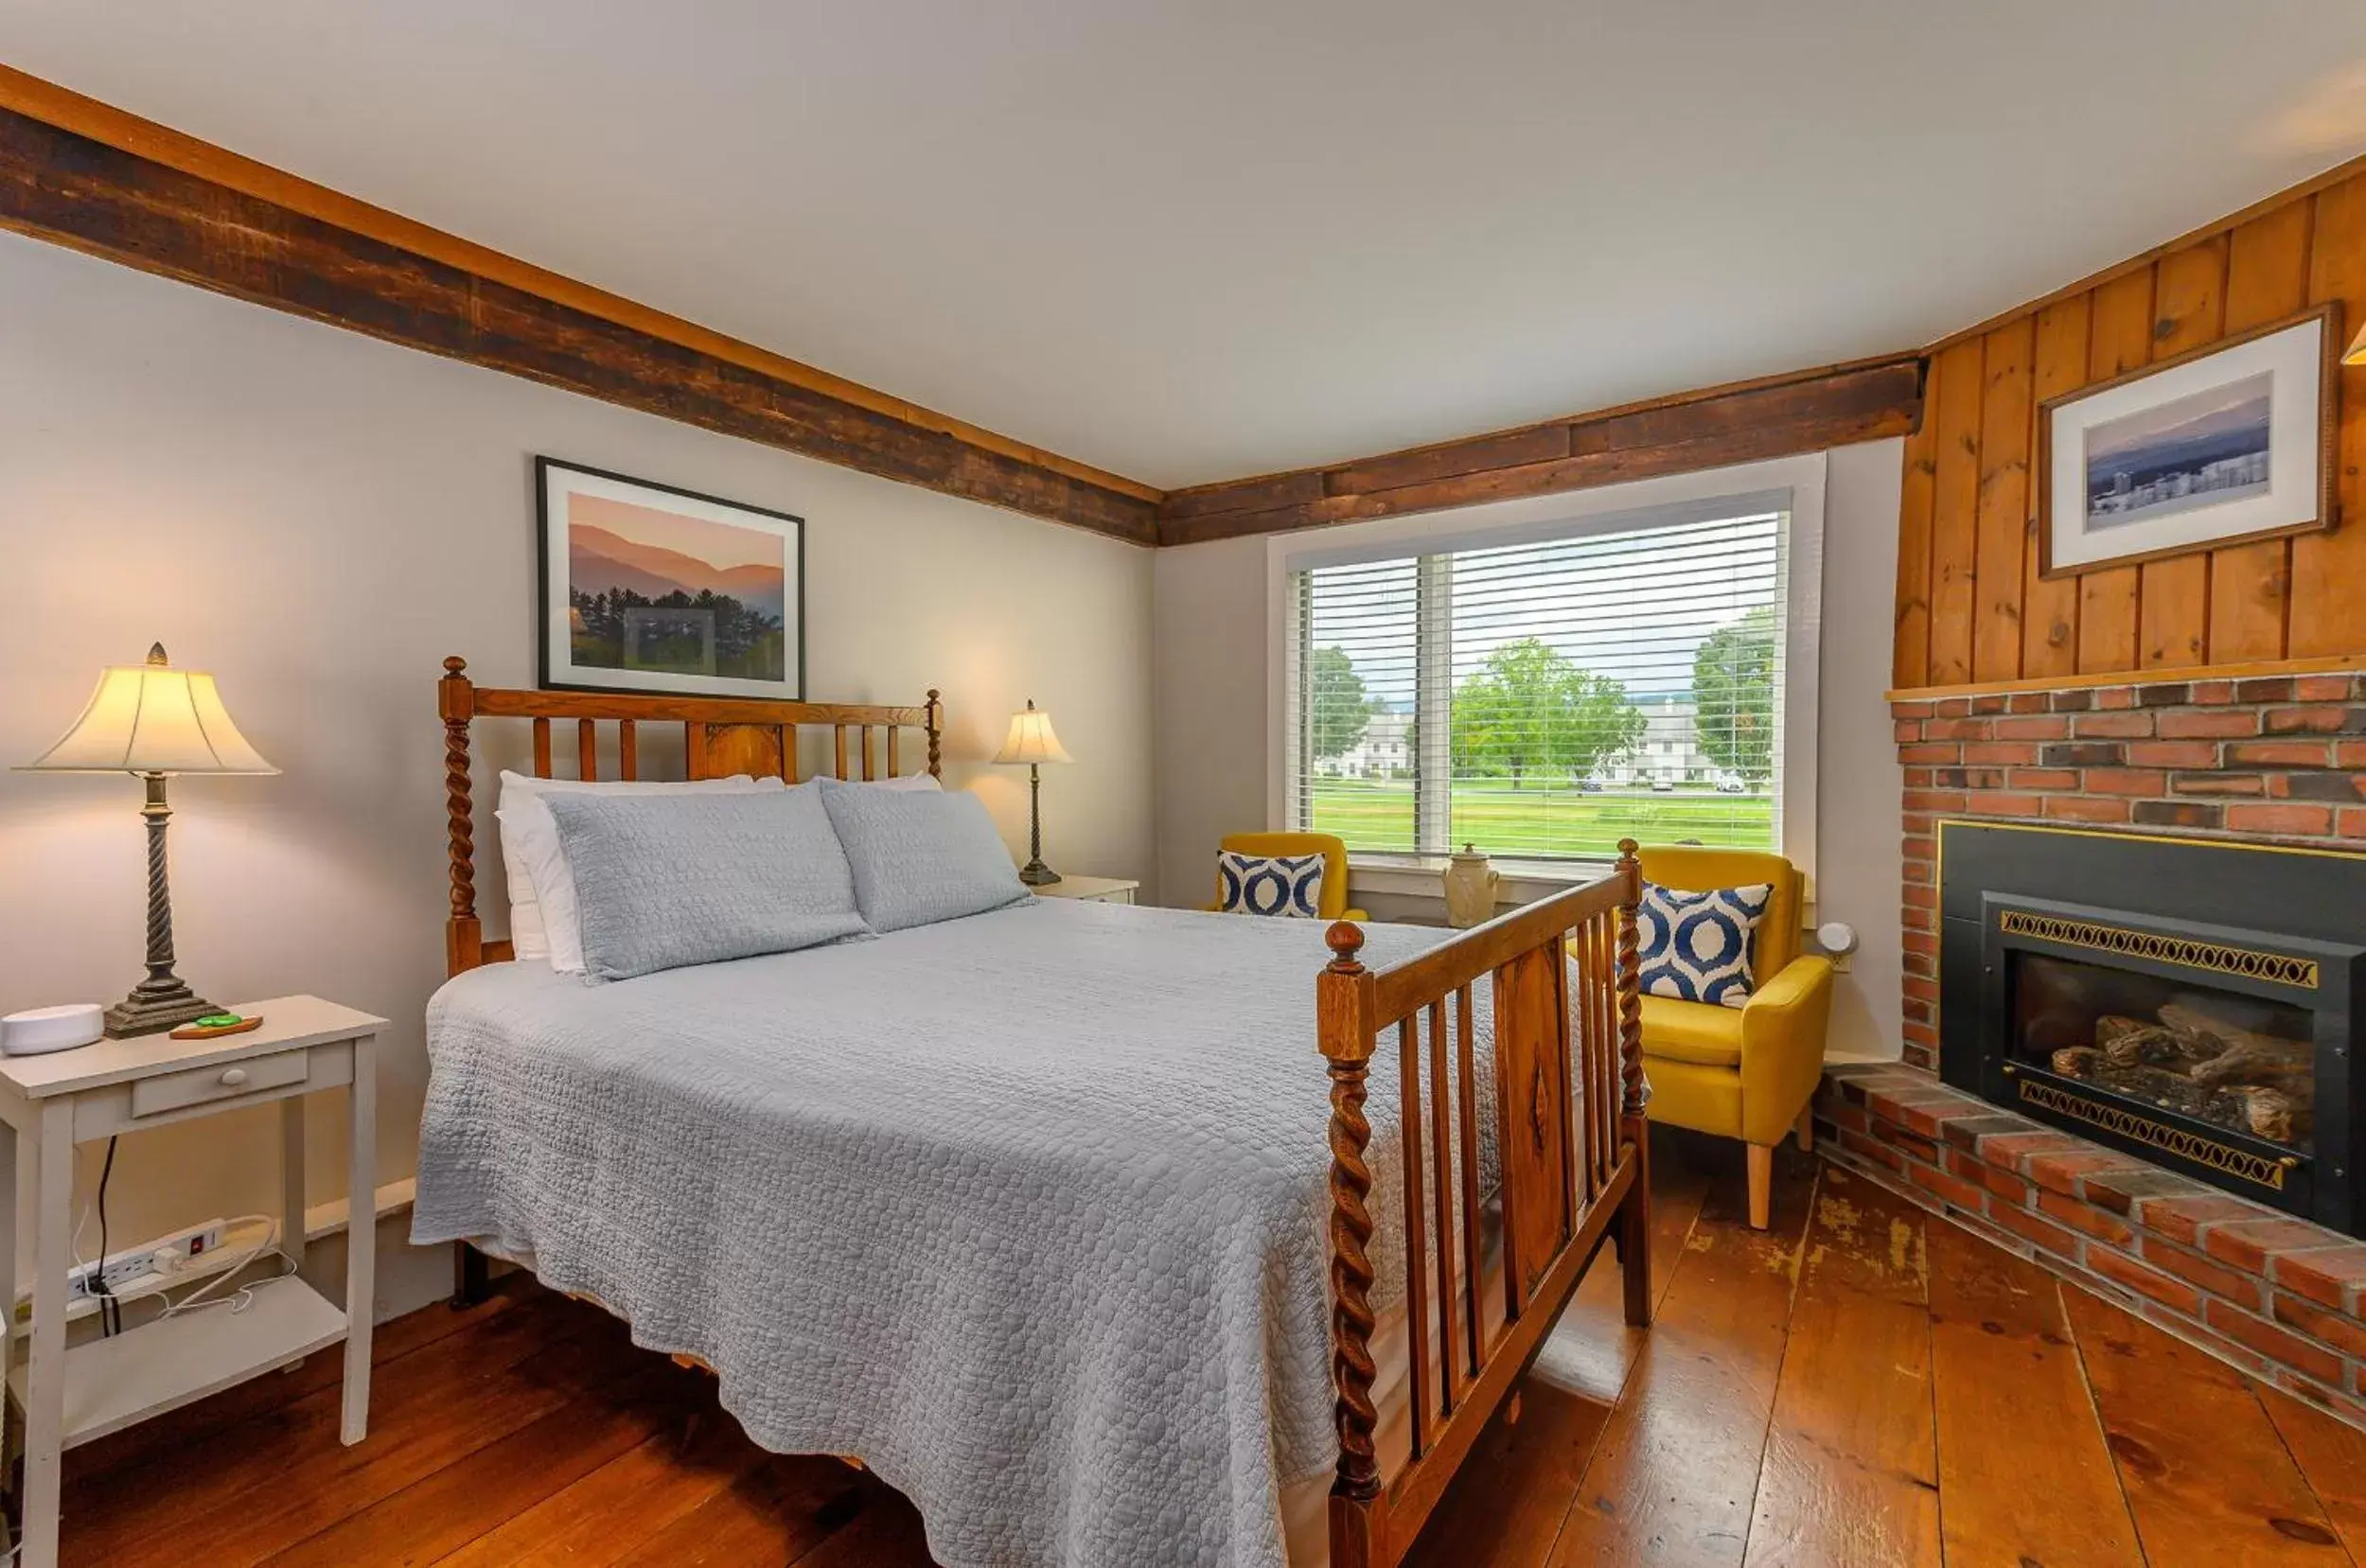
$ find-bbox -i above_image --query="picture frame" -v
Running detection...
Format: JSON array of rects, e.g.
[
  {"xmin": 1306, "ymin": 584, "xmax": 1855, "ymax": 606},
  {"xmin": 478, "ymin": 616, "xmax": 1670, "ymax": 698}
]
[
  {"xmin": 536, "ymin": 457, "xmax": 805, "ymax": 699},
  {"xmin": 2037, "ymin": 303, "xmax": 2341, "ymax": 578}
]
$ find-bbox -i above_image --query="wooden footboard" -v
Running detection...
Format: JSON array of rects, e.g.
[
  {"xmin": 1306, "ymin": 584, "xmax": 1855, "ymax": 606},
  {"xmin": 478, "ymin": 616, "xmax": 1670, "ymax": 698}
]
[{"xmin": 1320, "ymin": 841, "xmax": 1649, "ymax": 1568}]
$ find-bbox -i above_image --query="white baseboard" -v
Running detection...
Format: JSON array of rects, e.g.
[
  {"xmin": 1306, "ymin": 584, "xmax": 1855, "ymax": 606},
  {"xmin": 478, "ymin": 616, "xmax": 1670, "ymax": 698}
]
[
  {"xmin": 301, "ymin": 1176, "xmax": 416, "ymax": 1246},
  {"xmin": 1820, "ymin": 1046, "xmax": 1902, "ymax": 1066}
]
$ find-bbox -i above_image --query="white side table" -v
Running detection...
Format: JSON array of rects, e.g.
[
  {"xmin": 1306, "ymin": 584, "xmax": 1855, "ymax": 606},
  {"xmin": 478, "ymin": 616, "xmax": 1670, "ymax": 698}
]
[
  {"xmin": 0, "ymin": 995, "xmax": 382, "ymax": 1568},
  {"xmin": 1029, "ymin": 875, "xmax": 1140, "ymax": 905}
]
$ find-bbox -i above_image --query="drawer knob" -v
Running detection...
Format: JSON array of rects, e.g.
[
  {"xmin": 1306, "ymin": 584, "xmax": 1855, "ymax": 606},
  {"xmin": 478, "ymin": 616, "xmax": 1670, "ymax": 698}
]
[{"xmin": 219, "ymin": 1067, "xmax": 250, "ymax": 1088}]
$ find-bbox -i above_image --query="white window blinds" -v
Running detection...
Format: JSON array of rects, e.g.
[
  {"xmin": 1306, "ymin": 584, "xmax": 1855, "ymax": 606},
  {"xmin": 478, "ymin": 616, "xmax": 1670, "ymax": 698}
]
[{"xmin": 1286, "ymin": 505, "xmax": 1788, "ymax": 861}]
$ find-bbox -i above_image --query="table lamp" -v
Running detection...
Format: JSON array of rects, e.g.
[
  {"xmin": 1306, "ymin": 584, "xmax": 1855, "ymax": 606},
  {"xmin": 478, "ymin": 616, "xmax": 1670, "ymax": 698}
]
[
  {"xmin": 17, "ymin": 644, "xmax": 276, "ymax": 1036},
  {"xmin": 992, "ymin": 699, "xmax": 1071, "ymax": 886},
  {"xmin": 2347, "ymin": 322, "xmax": 2366, "ymax": 366}
]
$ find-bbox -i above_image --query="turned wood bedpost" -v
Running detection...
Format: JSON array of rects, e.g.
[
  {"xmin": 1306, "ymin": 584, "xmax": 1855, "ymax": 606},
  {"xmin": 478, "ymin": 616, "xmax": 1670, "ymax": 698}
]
[
  {"xmin": 439, "ymin": 657, "xmax": 493, "ymax": 1312},
  {"xmin": 925, "ymin": 688, "xmax": 943, "ymax": 778},
  {"xmin": 1318, "ymin": 920, "xmax": 1382, "ymax": 1564},
  {"xmin": 1613, "ymin": 837, "xmax": 1652, "ymax": 1328},
  {"xmin": 439, "ymin": 657, "xmax": 483, "ymax": 978}
]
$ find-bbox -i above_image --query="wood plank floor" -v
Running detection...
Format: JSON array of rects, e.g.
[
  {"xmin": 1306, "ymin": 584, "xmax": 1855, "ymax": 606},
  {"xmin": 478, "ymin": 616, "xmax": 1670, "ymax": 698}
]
[{"xmin": 58, "ymin": 1133, "xmax": 2366, "ymax": 1567}]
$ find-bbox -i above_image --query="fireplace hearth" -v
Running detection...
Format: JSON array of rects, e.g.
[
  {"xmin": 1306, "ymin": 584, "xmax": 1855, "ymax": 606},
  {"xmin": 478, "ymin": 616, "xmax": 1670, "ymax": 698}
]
[{"xmin": 1939, "ymin": 821, "xmax": 2366, "ymax": 1235}]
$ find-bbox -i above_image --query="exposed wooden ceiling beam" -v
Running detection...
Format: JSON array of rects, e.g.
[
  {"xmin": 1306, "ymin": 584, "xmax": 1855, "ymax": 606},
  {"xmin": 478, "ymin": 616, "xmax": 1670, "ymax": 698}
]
[
  {"xmin": 0, "ymin": 67, "xmax": 1161, "ymax": 543},
  {"xmin": 0, "ymin": 65, "xmax": 1933, "ymax": 554},
  {"xmin": 1157, "ymin": 356, "xmax": 1927, "ymax": 546}
]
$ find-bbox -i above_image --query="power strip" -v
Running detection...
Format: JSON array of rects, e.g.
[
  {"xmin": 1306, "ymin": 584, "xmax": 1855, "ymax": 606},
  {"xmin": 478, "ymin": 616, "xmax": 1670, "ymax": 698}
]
[
  {"xmin": 10, "ymin": 1216, "xmax": 263, "ymax": 1332},
  {"xmin": 65, "ymin": 1218, "xmax": 228, "ymax": 1307}
]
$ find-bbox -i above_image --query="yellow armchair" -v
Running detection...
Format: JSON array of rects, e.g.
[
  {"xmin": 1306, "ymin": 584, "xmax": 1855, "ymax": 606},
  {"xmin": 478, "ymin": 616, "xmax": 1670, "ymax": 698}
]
[
  {"xmin": 1204, "ymin": 832, "xmax": 1368, "ymax": 922},
  {"xmin": 1630, "ymin": 845, "xmax": 1833, "ymax": 1229}
]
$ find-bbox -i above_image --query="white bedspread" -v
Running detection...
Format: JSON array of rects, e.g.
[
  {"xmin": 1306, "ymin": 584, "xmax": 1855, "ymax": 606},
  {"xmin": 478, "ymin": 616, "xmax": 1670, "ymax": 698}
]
[{"xmin": 413, "ymin": 898, "xmax": 1488, "ymax": 1568}]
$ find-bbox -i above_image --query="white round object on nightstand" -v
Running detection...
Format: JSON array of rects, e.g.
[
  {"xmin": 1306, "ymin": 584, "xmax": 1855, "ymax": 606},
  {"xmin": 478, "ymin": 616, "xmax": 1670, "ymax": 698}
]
[
  {"xmin": 1815, "ymin": 921, "xmax": 1859, "ymax": 958},
  {"xmin": 0, "ymin": 1003, "xmax": 104, "ymax": 1056}
]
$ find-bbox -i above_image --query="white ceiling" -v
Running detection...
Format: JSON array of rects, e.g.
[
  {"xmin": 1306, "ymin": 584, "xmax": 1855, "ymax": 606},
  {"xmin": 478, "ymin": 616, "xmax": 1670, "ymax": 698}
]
[{"xmin": 6, "ymin": 3, "xmax": 2366, "ymax": 489}]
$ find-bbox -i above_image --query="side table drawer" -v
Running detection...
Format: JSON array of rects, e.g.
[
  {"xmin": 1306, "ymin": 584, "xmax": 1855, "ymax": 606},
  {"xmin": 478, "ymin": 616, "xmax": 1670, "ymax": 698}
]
[{"xmin": 130, "ymin": 1049, "xmax": 310, "ymax": 1119}]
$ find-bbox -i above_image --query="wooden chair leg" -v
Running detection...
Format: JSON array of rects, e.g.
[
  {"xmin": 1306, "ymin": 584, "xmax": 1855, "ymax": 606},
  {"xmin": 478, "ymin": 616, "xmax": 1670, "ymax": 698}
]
[
  {"xmin": 1746, "ymin": 1144, "xmax": 1774, "ymax": 1230},
  {"xmin": 1795, "ymin": 1104, "xmax": 1814, "ymax": 1154}
]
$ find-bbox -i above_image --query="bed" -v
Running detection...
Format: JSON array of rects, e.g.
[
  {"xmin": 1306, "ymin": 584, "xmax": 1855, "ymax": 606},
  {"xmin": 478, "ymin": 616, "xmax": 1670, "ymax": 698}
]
[{"xmin": 418, "ymin": 659, "xmax": 1651, "ymax": 1568}]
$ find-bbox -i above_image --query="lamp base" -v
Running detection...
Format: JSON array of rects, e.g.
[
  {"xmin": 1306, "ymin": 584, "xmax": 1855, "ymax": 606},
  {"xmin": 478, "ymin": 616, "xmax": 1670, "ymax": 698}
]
[
  {"xmin": 104, "ymin": 979, "xmax": 219, "ymax": 1039},
  {"xmin": 1017, "ymin": 860, "xmax": 1063, "ymax": 887}
]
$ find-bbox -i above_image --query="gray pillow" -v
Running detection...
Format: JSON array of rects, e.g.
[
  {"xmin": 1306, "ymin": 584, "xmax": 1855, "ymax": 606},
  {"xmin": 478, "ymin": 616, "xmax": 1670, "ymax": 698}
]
[
  {"xmin": 817, "ymin": 777, "xmax": 1031, "ymax": 932},
  {"xmin": 542, "ymin": 784, "xmax": 871, "ymax": 980}
]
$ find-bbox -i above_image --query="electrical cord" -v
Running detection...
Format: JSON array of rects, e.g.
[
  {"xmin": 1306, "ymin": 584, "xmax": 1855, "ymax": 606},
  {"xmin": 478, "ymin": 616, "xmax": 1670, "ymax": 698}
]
[
  {"xmin": 63, "ymin": 1148, "xmax": 291, "ymax": 1334},
  {"xmin": 93, "ymin": 1136, "xmax": 119, "ymax": 1337},
  {"xmin": 69, "ymin": 1195, "xmax": 97, "ymax": 1308},
  {"xmin": 158, "ymin": 1215, "xmax": 298, "ymax": 1320},
  {"xmin": 68, "ymin": 1165, "xmax": 118, "ymax": 1336}
]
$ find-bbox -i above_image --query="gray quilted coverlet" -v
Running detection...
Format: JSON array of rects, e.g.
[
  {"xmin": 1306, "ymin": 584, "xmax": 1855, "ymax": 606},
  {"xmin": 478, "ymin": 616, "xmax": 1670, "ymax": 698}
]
[
  {"xmin": 544, "ymin": 784, "xmax": 870, "ymax": 979},
  {"xmin": 414, "ymin": 899, "xmax": 1492, "ymax": 1568}
]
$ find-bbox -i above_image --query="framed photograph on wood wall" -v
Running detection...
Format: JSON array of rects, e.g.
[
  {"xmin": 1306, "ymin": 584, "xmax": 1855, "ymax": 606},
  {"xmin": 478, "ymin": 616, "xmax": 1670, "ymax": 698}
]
[
  {"xmin": 537, "ymin": 457, "xmax": 805, "ymax": 698},
  {"xmin": 2038, "ymin": 303, "xmax": 2341, "ymax": 577}
]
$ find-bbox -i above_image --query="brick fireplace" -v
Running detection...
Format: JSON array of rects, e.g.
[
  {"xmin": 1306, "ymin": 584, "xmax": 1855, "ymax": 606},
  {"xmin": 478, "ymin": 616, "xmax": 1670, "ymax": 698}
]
[
  {"xmin": 1935, "ymin": 819, "xmax": 2362, "ymax": 1233},
  {"xmin": 1825, "ymin": 669, "xmax": 2366, "ymax": 1422},
  {"xmin": 1896, "ymin": 672, "xmax": 2366, "ymax": 1068}
]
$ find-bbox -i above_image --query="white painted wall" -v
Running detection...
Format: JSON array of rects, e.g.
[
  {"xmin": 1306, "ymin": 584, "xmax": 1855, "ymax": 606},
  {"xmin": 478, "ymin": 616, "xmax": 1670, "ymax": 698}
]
[
  {"xmin": 1814, "ymin": 440, "xmax": 1906, "ymax": 1061},
  {"xmin": 1151, "ymin": 534, "xmax": 1272, "ymax": 913},
  {"xmin": 1150, "ymin": 439, "xmax": 1907, "ymax": 1059},
  {"xmin": 0, "ymin": 233, "xmax": 1155, "ymax": 1318}
]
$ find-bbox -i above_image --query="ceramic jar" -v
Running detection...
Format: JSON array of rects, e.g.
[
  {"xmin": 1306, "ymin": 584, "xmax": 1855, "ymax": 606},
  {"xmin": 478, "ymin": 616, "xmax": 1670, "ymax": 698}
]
[{"xmin": 1442, "ymin": 843, "xmax": 1501, "ymax": 928}]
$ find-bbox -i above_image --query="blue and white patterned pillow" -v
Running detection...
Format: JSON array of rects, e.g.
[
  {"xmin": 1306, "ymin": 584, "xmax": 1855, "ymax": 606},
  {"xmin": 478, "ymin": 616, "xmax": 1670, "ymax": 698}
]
[
  {"xmin": 1218, "ymin": 852, "xmax": 1326, "ymax": 918},
  {"xmin": 1636, "ymin": 880, "xmax": 1774, "ymax": 1008}
]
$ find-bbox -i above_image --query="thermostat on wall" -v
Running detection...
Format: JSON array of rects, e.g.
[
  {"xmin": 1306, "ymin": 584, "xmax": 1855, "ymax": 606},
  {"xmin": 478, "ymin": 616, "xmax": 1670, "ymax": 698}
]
[{"xmin": 1, "ymin": 1004, "xmax": 104, "ymax": 1057}]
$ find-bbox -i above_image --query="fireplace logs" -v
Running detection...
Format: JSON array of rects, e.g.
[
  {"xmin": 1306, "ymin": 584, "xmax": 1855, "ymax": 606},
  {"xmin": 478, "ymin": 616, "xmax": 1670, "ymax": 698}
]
[{"xmin": 2049, "ymin": 1003, "xmax": 2312, "ymax": 1146}]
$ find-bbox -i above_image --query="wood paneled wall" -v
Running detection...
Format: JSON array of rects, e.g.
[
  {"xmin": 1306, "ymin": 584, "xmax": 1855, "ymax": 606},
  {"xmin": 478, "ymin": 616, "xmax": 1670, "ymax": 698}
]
[{"xmin": 1894, "ymin": 167, "xmax": 2366, "ymax": 691}]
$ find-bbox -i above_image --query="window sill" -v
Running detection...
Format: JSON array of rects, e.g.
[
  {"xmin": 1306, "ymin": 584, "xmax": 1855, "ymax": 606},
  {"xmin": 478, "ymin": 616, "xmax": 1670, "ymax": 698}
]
[
  {"xmin": 1348, "ymin": 852, "xmax": 1821, "ymax": 926},
  {"xmin": 1345, "ymin": 854, "xmax": 1614, "ymax": 902}
]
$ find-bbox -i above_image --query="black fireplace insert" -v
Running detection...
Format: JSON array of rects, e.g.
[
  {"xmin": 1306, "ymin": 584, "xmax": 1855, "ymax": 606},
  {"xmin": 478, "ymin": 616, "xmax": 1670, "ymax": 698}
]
[{"xmin": 1938, "ymin": 821, "xmax": 2365, "ymax": 1235}]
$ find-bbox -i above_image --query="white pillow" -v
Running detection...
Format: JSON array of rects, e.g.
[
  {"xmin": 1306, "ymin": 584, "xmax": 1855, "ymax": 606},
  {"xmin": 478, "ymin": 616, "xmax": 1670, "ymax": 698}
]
[
  {"xmin": 495, "ymin": 771, "xmax": 782, "ymax": 971},
  {"xmin": 862, "ymin": 773, "xmax": 944, "ymax": 793}
]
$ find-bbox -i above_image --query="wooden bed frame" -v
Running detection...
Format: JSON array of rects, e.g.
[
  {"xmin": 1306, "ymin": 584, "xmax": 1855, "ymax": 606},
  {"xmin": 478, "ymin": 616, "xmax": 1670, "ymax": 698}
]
[
  {"xmin": 432, "ymin": 656, "xmax": 1650, "ymax": 1568},
  {"xmin": 1315, "ymin": 861, "xmax": 1649, "ymax": 1568}
]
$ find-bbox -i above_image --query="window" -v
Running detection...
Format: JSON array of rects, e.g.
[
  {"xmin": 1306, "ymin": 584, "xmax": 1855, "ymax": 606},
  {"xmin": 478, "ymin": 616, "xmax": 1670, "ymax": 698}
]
[{"xmin": 1282, "ymin": 491, "xmax": 1809, "ymax": 866}]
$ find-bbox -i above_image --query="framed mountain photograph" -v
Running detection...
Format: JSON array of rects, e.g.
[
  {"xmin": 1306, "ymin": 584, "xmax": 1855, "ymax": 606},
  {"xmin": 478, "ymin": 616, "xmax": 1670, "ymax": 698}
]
[
  {"xmin": 537, "ymin": 458, "xmax": 804, "ymax": 698},
  {"xmin": 2038, "ymin": 304, "xmax": 2340, "ymax": 577}
]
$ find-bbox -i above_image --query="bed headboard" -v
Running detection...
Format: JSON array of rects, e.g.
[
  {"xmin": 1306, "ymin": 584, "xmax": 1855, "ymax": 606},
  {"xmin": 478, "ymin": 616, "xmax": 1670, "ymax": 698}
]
[{"xmin": 437, "ymin": 657, "xmax": 942, "ymax": 976}]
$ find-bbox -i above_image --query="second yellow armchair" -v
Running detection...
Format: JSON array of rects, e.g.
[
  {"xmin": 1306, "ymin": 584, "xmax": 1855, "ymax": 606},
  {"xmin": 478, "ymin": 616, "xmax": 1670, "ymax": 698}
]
[
  {"xmin": 1204, "ymin": 832, "xmax": 1368, "ymax": 922},
  {"xmin": 1629, "ymin": 845, "xmax": 1833, "ymax": 1230}
]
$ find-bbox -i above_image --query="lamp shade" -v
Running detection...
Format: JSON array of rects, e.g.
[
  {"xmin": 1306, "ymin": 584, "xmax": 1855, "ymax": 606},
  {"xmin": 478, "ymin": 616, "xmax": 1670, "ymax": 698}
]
[
  {"xmin": 2347, "ymin": 322, "xmax": 2366, "ymax": 367},
  {"xmin": 19, "ymin": 643, "xmax": 275, "ymax": 775},
  {"xmin": 992, "ymin": 701, "xmax": 1072, "ymax": 766}
]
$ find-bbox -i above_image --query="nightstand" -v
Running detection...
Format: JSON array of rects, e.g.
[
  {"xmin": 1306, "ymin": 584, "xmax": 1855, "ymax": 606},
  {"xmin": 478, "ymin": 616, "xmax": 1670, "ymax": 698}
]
[
  {"xmin": 1030, "ymin": 875, "xmax": 1140, "ymax": 905},
  {"xmin": 0, "ymin": 995, "xmax": 382, "ymax": 1568}
]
